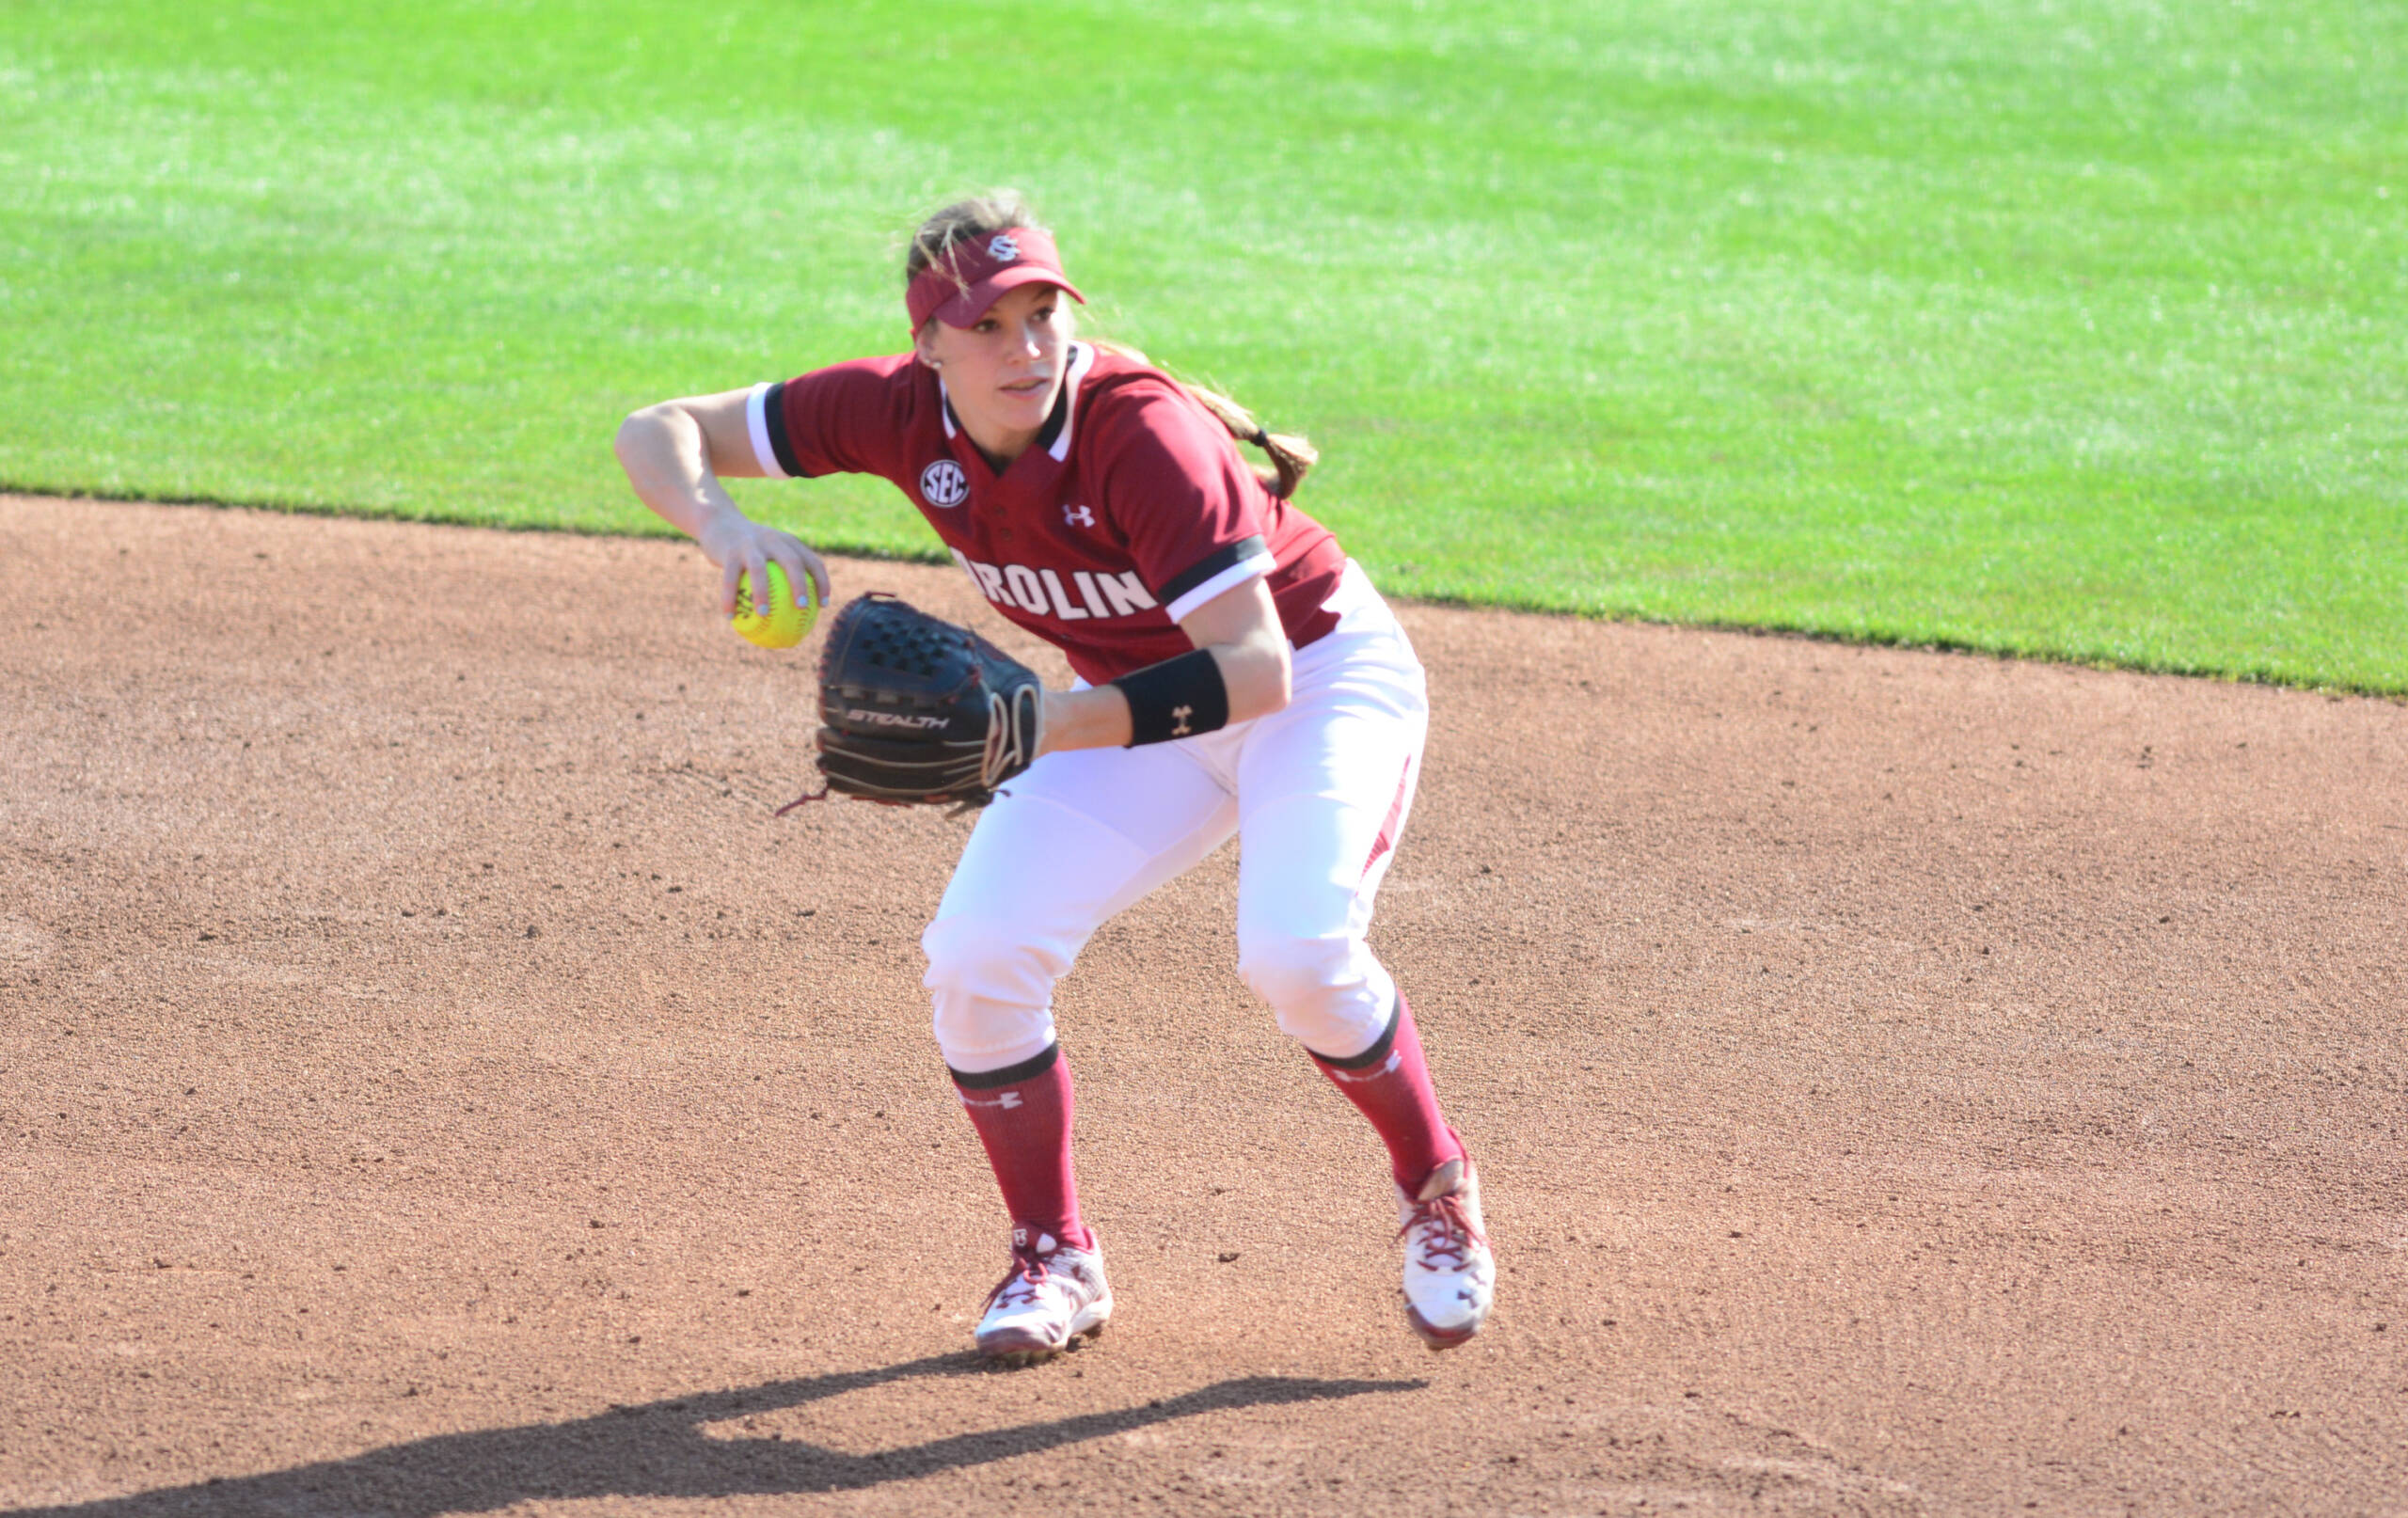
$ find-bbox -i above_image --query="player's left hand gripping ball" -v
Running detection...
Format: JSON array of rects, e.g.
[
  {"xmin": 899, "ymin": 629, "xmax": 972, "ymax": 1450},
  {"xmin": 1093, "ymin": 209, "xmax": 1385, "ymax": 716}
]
[{"xmin": 731, "ymin": 561, "xmax": 818, "ymax": 650}]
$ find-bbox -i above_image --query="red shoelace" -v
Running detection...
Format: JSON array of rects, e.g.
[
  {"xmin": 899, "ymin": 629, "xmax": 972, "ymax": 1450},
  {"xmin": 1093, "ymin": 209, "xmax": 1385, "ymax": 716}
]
[
  {"xmin": 985, "ymin": 1244, "xmax": 1056, "ymax": 1310},
  {"xmin": 1401, "ymin": 1192, "xmax": 1486, "ymax": 1267}
]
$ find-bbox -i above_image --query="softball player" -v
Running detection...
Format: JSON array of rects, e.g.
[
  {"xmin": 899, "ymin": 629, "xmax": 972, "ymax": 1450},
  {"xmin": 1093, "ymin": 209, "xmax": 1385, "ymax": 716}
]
[{"xmin": 613, "ymin": 193, "xmax": 1495, "ymax": 1361}]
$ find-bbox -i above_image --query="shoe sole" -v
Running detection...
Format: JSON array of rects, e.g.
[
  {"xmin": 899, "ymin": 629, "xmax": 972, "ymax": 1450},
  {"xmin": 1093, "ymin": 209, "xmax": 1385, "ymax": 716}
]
[
  {"xmin": 1404, "ymin": 1303, "xmax": 1485, "ymax": 1352},
  {"xmin": 975, "ymin": 1300, "xmax": 1112, "ymax": 1367}
]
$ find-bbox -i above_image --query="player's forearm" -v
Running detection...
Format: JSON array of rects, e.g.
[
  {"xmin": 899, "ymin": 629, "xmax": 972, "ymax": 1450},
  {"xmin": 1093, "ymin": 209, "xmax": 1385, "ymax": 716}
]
[
  {"xmin": 1037, "ymin": 634, "xmax": 1288, "ymax": 758},
  {"xmin": 1169, "ymin": 575, "xmax": 1289, "ymax": 725},
  {"xmin": 1039, "ymin": 685, "xmax": 1134, "ymax": 753},
  {"xmin": 613, "ymin": 405, "xmax": 750, "ymax": 549},
  {"xmin": 1209, "ymin": 634, "xmax": 1291, "ymax": 724}
]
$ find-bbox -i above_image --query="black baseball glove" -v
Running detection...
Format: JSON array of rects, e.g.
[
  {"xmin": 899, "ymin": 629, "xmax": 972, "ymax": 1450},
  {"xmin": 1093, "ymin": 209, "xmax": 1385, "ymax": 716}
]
[{"xmin": 811, "ymin": 593, "xmax": 1044, "ymax": 809}]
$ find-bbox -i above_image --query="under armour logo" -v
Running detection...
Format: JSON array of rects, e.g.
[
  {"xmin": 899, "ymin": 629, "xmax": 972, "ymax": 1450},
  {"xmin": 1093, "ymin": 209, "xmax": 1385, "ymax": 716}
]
[
  {"xmin": 1170, "ymin": 704, "xmax": 1193, "ymax": 736},
  {"xmin": 1064, "ymin": 504, "xmax": 1095, "ymax": 529},
  {"xmin": 959, "ymin": 1090, "xmax": 1023, "ymax": 1110},
  {"xmin": 988, "ymin": 233, "xmax": 1021, "ymax": 262}
]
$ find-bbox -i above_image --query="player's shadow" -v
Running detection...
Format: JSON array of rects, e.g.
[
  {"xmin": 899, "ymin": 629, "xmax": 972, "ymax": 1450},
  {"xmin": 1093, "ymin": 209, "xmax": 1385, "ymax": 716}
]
[{"xmin": 6, "ymin": 1354, "xmax": 1423, "ymax": 1516}]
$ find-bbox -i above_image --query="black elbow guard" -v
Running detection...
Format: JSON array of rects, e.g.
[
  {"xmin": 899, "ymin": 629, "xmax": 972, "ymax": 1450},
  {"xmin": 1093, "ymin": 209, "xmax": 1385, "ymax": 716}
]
[{"xmin": 1111, "ymin": 648, "xmax": 1229, "ymax": 745}]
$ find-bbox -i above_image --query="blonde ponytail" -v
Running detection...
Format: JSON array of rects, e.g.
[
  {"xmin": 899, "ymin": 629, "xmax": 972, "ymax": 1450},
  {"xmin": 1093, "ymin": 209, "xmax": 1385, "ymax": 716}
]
[{"xmin": 1085, "ymin": 340, "xmax": 1319, "ymax": 498}]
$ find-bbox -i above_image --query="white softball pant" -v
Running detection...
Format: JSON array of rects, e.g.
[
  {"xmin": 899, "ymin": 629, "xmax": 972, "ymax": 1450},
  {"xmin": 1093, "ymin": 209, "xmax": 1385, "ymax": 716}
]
[{"xmin": 922, "ymin": 561, "xmax": 1428, "ymax": 1073}]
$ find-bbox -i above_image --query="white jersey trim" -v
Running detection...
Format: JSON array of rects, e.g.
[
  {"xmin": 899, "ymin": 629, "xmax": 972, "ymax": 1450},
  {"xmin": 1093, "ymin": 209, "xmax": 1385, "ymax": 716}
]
[
  {"xmin": 934, "ymin": 343, "xmax": 1088, "ymax": 454},
  {"xmin": 1163, "ymin": 548, "xmax": 1277, "ymax": 624},
  {"xmin": 1048, "ymin": 342, "xmax": 1098, "ymax": 462},
  {"xmin": 745, "ymin": 382, "xmax": 792, "ymax": 480}
]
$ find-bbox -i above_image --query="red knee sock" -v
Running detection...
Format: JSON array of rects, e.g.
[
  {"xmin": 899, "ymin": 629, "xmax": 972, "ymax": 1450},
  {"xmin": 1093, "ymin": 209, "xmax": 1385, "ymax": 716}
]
[
  {"xmin": 950, "ymin": 1045, "xmax": 1091, "ymax": 1252},
  {"xmin": 1310, "ymin": 995, "xmax": 1465, "ymax": 1192}
]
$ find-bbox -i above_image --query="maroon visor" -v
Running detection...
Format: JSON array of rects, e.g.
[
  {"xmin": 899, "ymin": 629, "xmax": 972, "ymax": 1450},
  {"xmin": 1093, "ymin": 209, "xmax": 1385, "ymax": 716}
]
[{"xmin": 906, "ymin": 226, "xmax": 1085, "ymax": 330}]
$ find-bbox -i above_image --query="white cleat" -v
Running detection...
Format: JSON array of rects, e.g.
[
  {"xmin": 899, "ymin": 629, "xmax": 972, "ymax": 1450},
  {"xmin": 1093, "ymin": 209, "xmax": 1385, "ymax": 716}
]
[
  {"xmin": 974, "ymin": 1229, "xmax": 1112, "ymax": 1366},
  {"xmin": 1397, "ymin": 1156, "xmax": 1495, "ymax": 1351}
]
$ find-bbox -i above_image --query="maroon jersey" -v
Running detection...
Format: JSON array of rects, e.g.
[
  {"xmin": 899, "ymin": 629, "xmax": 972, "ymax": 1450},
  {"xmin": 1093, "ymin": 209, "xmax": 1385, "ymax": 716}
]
[{"xmin": 745, "ymin": 343, "xmax": 1347, "ymax": 686}]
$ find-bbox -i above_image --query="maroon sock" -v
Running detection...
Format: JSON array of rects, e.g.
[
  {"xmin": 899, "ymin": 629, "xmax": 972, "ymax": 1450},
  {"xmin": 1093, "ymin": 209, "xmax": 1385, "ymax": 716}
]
[
  {"xmin": 1310, "ymin": 995, "xmax": 1465, "ymax": 1192},
  {"xmin": 950, "ymin": 1045, "xmax": 1090, "ymax": 1251}
]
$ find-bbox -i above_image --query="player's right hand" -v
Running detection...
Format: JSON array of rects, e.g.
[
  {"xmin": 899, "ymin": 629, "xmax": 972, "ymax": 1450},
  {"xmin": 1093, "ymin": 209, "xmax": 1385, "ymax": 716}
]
[{"xmin": 696, "ymin": 510, "xmax": 831, "ymax": 621}]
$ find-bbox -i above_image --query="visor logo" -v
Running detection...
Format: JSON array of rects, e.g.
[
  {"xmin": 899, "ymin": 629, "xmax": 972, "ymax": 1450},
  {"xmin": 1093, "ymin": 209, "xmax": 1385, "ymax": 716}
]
[
  {"xmin": 919, "ymin": 459, "xmax": 968, "ymax": 507},
  {"xmin": 987, "ymin": 233, "xmax": 1021, "ymax": 262}
]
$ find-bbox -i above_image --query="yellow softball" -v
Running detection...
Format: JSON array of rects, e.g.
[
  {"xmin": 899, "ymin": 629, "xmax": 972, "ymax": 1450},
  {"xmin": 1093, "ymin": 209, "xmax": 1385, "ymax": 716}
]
[{"xmin": 730, "ymin": 561, "xmax": 817, "ymax": 650}]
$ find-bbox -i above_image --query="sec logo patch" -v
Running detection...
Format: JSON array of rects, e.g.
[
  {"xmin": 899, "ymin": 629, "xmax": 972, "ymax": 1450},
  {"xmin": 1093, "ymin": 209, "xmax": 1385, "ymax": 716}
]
[{"xmin": 920, "ymin": 459, "xmax": 968, "ymax": 508}]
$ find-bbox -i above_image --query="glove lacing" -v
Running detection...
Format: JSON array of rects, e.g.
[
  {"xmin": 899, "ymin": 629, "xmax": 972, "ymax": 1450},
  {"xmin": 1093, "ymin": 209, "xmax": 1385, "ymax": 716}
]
[{"xmin": 979, "ymin": 682, "xmax": 1042, "ymax": 795}]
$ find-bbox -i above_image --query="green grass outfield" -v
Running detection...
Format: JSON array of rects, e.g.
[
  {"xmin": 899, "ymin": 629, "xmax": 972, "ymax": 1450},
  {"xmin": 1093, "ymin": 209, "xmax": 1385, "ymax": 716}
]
[{"xmin": 4, "ymin": 1, "xmax": 2401, "ymax": 690}]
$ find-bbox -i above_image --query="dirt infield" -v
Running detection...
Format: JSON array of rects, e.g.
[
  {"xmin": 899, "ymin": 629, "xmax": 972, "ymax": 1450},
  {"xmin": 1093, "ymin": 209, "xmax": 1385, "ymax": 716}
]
[{"xmin": 2, "ymin": 493, "xmax": 2403, "ymax": 1516}]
